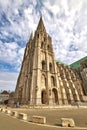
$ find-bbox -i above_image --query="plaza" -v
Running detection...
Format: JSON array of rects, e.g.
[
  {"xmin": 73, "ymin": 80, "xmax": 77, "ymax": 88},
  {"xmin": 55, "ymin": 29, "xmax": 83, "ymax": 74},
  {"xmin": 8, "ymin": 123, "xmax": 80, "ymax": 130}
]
[{"xmin": 0, "ymin": 106, "xmax": 87, "ymax": 130}]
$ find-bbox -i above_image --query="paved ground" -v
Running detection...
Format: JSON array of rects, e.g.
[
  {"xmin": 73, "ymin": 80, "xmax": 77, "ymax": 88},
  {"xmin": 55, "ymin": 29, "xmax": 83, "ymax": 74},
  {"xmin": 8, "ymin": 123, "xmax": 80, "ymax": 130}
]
[
  {"xmin": 0, "ymin": 112, "xmax": 87, "ymax": 130},
  {"xmin": 8, "ymin": 107, "xmax": 87, "ymax": 127}
]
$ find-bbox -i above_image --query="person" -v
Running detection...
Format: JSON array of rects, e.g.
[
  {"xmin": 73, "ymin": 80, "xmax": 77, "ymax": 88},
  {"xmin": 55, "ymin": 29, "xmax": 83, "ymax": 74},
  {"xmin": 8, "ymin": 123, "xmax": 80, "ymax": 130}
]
[{"xmin": 16, "ymin": 102, "xmax": 19, "ymax": 108}]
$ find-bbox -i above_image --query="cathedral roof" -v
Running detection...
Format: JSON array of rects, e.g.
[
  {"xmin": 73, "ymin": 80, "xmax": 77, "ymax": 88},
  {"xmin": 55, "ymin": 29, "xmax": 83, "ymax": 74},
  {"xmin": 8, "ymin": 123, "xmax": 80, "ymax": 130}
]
[{"xmin": 70, "ymin": 56, "xmax": 87, "ymax": 69}]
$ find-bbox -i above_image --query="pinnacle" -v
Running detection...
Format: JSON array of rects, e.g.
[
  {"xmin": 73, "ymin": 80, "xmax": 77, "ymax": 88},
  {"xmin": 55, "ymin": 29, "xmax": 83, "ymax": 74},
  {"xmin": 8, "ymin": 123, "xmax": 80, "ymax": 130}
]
[{"xmin": 37, "ymin": 16, "xmax": 46, "ymax": 32}]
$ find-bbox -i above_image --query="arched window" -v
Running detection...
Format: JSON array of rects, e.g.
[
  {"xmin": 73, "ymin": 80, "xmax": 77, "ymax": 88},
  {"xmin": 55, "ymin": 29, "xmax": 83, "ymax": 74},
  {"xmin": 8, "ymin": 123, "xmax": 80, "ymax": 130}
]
[
  {"xmin": 47, "ymin": 45, "xmax": 49, "ymax": 50},
  {"xmin": 51, "ymin": 76, "xmax": 55, "ymax": 86},
  {"xmin": 37, "ymin": 33, "xmax": 39, "ymax": 38},
  {"xmin": 49, "ymin": 63, "xmax": 52, "ymax": 72},
  {"xmin": 42, "ymin": 60, "xmax": 46, "ymax": 70},
  {"xmin": 41, "ymin": 42, "xmax": 44, "ymax": 49},
  {"xmin": 44, "ymin": 37, "xmax": 46, "ymax": 42}
]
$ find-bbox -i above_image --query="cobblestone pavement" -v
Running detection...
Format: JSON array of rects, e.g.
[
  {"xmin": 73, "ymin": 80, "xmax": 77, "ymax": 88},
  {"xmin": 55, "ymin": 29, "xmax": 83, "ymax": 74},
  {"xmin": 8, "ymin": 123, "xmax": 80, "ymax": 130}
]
[{"xmin": 8, "ymin": 107, "xmax": 87, "ymax": 128}]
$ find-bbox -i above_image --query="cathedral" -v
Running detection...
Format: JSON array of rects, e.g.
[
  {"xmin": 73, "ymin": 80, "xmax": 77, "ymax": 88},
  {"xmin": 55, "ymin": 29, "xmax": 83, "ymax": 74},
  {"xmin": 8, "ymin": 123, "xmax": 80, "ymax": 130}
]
[{"xmin": 15, "ymin": 17, "xmax": 86, "ymax": 105}]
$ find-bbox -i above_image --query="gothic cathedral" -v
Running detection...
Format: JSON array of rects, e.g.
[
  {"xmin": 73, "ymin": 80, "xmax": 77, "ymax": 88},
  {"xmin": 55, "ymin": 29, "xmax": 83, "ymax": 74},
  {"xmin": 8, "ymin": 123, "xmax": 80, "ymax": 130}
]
[{"xmin": 15, "ymin": 17, "xmax": 85, "ymax": 105}]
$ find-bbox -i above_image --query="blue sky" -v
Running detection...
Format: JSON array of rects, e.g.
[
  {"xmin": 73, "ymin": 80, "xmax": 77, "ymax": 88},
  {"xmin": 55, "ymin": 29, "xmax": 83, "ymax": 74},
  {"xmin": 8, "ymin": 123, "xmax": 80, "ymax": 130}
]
[{"xmin": 0, "ymin": 0, "xmax": 87, "ymax": 91}]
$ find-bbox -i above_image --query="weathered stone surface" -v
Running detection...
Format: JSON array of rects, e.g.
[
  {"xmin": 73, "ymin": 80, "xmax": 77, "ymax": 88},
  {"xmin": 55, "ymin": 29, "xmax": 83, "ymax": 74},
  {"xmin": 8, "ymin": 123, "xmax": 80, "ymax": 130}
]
[
  {"xmin": 11, "ymin": 111, "xmax": 18, "ymax": 117},
  {"xmin": 32, "ymin": 116, "xmax": 46, "ymax": 124},
  {"xmin": 61, "ymin": 118, "xmax": 75, "ymax": 127},
  {"xmin": 18, "ymin": 113, "xmax": 27, "ymax": 120}
]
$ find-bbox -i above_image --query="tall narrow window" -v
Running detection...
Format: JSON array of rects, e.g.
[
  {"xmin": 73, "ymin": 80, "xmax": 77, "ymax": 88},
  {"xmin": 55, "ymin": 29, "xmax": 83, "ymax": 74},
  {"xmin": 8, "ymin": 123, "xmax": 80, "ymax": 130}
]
[
  {"xmin": 49, "ymin": 63, "xmax": 52, "ymax": 72},
  {"xmin": 51, "ymin": 76, "xmax": 55, "ymax": 86},
  {"xmin": 41, "ymin": 42, "xmax": 44, "ymax": 49},
  {"xmin": 42, "ymin": 60, "xmax": 46, "ymax": 70},
  {"xmin": 47, "ymin": 45, "xmax": 49, "ymax": 50},
  {"xmin": 37, "ymin": 34, "xmax": 39, "ymax": 38},
  {"xmin": 44, "ymin": 37, "xmax": 46, "ymax": 42}
]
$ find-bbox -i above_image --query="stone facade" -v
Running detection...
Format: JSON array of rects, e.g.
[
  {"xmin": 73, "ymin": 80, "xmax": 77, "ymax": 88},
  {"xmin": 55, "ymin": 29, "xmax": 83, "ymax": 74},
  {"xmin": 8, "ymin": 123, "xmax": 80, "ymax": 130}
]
[
  {"xmin": 78, "ymin": 60, "xmax": 87, "ymax": 95},
  {"xmin": 15, "ymin": 17, "xmax": 85, "ymax": 105}
]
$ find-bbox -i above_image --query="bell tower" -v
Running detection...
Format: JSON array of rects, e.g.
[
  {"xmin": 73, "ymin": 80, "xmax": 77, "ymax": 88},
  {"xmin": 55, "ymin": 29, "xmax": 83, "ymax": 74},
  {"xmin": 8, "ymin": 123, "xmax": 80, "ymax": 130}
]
[
  {"xmin": 15, "ymin": 17, "xmax": 84, "ymax": 106},
  {"xmin": 30, "ymin": 17, "xmax": 62, "ymax": 105},
  {"xmin": 15, "ymin": 17, "xmax": 62, "ymax": 105}
]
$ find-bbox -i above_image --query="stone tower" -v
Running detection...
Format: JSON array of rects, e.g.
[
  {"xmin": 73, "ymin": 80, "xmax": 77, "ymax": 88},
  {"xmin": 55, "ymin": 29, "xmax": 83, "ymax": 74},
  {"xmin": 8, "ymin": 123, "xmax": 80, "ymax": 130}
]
[{"xmin": 15, "ymin": 17, "xmax": 85, "ymax": 105}]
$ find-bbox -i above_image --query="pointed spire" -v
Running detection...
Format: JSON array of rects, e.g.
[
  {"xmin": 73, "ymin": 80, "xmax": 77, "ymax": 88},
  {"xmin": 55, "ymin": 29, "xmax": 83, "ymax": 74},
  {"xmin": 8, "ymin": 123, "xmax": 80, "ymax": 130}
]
[{"xmin": 37, "ymin": 16, "xmax": 46, "ymax": 32}]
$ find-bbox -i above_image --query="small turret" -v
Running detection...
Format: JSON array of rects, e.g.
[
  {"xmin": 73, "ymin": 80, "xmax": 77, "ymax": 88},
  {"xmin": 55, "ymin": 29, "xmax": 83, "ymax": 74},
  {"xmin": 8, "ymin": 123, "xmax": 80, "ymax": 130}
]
[{"xmin": 27, "ymin": 32, "xmax": 33, "ymax": 46}]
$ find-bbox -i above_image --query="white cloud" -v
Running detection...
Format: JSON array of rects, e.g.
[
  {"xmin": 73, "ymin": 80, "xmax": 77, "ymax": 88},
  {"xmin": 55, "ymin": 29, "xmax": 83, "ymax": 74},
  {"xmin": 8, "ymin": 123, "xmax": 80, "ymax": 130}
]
[
  {"xmin": 43, "ymin": 1, "xmax": 60, "ymax": 16},
  {"xmin": 0, "ymin": 0, "xmax": 87, "ymax": 90},
  {"xmin": 0, "ymin": 0, "xmax": 87, "ymax": 65},
  {"xmin": 0, "ymin": 42, "xmax": 18, "ymax": 62},
  {"xmin": 0, "ymin": 72, "xmax": 18, "ymax": 91},
  {"xmin": 0, "ymin": 0, "xmax": 10, "ymax": 9},
  {"xmin": 0, "ymin": 41, "xmax": 24, "ymax": 69},
  {"xmin": 41, "ymin": 0, "xmax": 87, "ymax": 64}
]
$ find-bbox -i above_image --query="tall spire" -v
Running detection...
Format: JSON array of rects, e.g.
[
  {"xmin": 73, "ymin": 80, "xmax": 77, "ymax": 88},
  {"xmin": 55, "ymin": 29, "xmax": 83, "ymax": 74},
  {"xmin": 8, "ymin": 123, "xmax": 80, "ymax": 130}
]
[{"xmin": 37, "ymin": 16, "xmax": 46, "ymax": 32}]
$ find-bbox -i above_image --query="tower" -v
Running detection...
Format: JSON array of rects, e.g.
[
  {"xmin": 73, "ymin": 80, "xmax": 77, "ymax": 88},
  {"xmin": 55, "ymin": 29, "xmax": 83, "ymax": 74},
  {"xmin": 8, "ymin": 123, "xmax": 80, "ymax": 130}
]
[{"xmin": 15, "ymin": 17, "xmax": 85, "ymax": 105}]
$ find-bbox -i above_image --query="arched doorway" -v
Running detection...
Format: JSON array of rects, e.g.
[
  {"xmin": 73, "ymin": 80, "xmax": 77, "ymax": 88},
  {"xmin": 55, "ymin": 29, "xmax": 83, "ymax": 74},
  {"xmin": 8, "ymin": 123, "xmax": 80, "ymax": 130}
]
[
  {"xmin": 41, "ymin": 90, "xmax": 47, "ymax": 104},
  {"xmin": 52, "ymin": 88, "xmax": 58, "ymax": 104}
]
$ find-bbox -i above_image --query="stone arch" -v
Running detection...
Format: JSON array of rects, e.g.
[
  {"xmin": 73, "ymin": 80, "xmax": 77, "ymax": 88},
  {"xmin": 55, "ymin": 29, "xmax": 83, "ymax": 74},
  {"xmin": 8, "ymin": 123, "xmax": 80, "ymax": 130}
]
[
  {"xmin": 52, "ymin": 88, "xmax": 58, "ymax": 104},
  {"xmin": 41, "ymin": 90, "xmax": 47, "ymax": 104}
]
